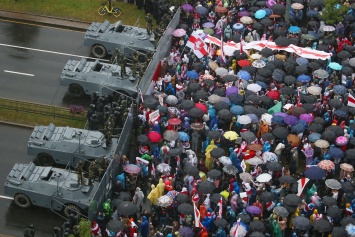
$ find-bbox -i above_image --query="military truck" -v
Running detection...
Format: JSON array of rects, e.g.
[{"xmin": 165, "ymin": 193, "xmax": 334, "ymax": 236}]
[
  {"xmin": 27, "ymin": 123, "xmax": 118, "ymax": 167},
  {"xmin": 60, "ymin": 57, "xmax": 138, "ymax": 99},
  {"xmin": 84, "ymin": 20, "xmax": 155, "ymax": 60},
  {"xmin": 4, "ymin": 162, "xmax": 100, "ymax": 218}
]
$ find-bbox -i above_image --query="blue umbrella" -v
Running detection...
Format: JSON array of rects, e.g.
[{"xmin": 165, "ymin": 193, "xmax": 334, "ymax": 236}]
[
  {"xmin": 308, "ymin": 133, "xmax": 321, "ymax": 142},
  {"xmin": 296, "ymin": 57, "xmax": 309, "ymax": 66},
  {"xmin": 272, "ymin": 116, "xmax": 284, "ymax": 124},
  {"xmin": 196, "ymin": 6, "xmax": 208, "ymax": 17},
  {"xmin": 264, "ymin": 8, "xmax": 273, "ymax": 16},
  {"xmin": 327, "ymin": 147, "xmax": 344, "ymax": 158},
  {"xmin": 328, "ymin": 62, "xmax": 342, "ymax": 70},
  {"xmin": 298, "ymin": 119, "xmax": 308, "ymax": 128},
  {"xmin": 186, "ymin": 70, "xmax": 199, "ymax": 79},
  {"xmin": 334, "ymin": 109, "xmax": 348, "ymax": 117},
  {"xmin": 305, "ymin": 166, "xmax": 326, "ymax": 180},
  {"xmin": 308, "ymin": 31, "xmax": 318, "ymax": 39},
  {"xmin": 255, "ymin": 9, "xmax": 267, "ymax": 19},
  {"xmin": 256, "ymin": 81, "xmax": 268, "ymax": 89},
  {"xmin": 178, "ymin": 132, "xmax": 190, "ymax": 142},
  {"xmin": 291, "ymin": 122, "xmax": 305, "ymax": 133},
  {"xmin": 233, "ymin": 23, "xmax": 244, "ymax": 31},
  {"xmin": 237, "ymin": 70, "xmax": 251, "ymax": 80},
  {"xmin": 230, "ymin": 105, "xmax": 244, "ymax": 115},
  {"xmin": 297, "ymin": 74, "xmax": 311, "ymax": 83},
  {"xmin": 333, "ymin": 85, "xmax": 347, "ymax": 95},
  {"xmin": 288, "ymin": 26, "xmax": 301, "ymax": 34},
  {"xmin": 307, "ymin": 10, "xmax": 319, "ymax": 18},
  {"xmin": 247, "ymin": 114, "xmax": 259, "ymax": 123}
]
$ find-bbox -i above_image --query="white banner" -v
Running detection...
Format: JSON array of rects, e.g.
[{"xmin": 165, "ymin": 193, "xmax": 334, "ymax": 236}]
[{"xmin": 149, "ymin": 110, "xmax": 160, "ymax": 124}]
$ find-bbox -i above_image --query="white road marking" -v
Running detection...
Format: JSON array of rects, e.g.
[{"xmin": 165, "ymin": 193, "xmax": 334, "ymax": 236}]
[
  {"xmin": 0, "ymin": 195, "xmax": 14, "ymax": 200},
  {"xmin": 0, "ymin": 43, "xmax": 109, "ymax": 61},
  {"xmin": 4, "ymin": 70, "xmax": 34, "ymax": 77}
]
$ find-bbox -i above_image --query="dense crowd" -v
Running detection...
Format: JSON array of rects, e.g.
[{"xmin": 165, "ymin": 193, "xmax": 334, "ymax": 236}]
[{"xmin": 88, "ymin": 0, "xmax": 355, "ymax": 237}]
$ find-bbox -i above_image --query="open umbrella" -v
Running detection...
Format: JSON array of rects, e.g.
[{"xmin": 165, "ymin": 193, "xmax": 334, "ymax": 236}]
[
  {"xmin": 107, "ymin": 220, "xmax": 124, "ymax": 232},
  {"xmin": 210, "ymin": 147, "xmax": 225, "ymax": 159},
  {"xmin": 124, "ymin": 164, "xmax": 141, "ymax": 174},
  {"xmin": 223, "ymin": 164, "xmax": 239, "ymax": 175},
  {"xmin": 314, "ymin": 139, "xmax": 330, "ymax": 148},
  {"xmin": 208, "ymin": 169, "xmax": 222, "ymax": 179},
  {"xmin": 275, "ymin": 36, "xmax": 291, "ymax": 47},
  {"xmin": 318, "ymin": 160, "xmax": 335, "ymax": 171},
  {"xmin": 156, "ymin": 163, "xmax": 171, "ymax": 174},
  {"xmin": 117, "ymin": 201, "xmax": 137, "ymax": 215},
  {"xmin": 224, "ymin": 131, "xmax": 239, "ymax": 140},
  {"xmin": 284, "ymin": 194, "xmax": 302, "ymax": 206},
  {"xmin": 241, "ymin": 131, "xmax": 257, "ymax": 142},
  {"xmin": 181, "ymin": 3, "xmax": 194, "ymax": 12},
  {"xmin": 163, "ymin": 130, "xmax": 179, "ymax": 141},
  {"xmin": 340, "ymin": 163, "xmax": 354, "ymax": 172},
  {"xmin": 322, "ymin": 196, "xmax": 337, "ymax": 207},
  {"xmin": 332, "ymin": 227, "xmax": 347, "ymax": 237},
  {"xmin": 189, "ymin": 107, "xmax": 204, "ymax": 118},
  {"xmin": 178, "ymin": 203, "xmax": 194, "ymax": 215},
  {"xmin": 293, "ymin": 216, "xmax": 312, "ymax": 230},
  {"xmin": 239, "ymin": 172, "xmax": 254, "ymax": 183},
  {"xmin": 238, "ymin": 115, "xmax": 252, "ymax": 125},
  {"xmin": 246, "ymin": 206, "xmax": 262, "ymax": 215},
  {"xmin": 184, "ymin": 165, "xmax": 199, "ymax": 176},
  {"xmin": 272, "ymin": 127, "xmax": 289, "ymax": 139},
  {"xmin": 341, "ymin": 217, "xmax": 355, "ymax": 227},
  {"xmin": 250, "ymin": 220, "xmax": 265, "ymax": 232},
  {"xmin": 137, "ymin": 134, "xmax": 149, "ymax": 145},
  {"xmin": 326, "ymin": 206, "xmax": 342, "ymax": 218},
  {"xmin": 266, "ymin": 162, "xmax": 283, "ymax": 171},
  {"xmin": 240, "ymin": 16, "xmax": 254, "ymax": 24},
  {"xmin": 147, "ymin": 131, "xmax": 162, "ymax": 143},
  {"xmin": 329, "ymin": 62, "xmax": 343, "ymax": 71},
  {"xmin": 215, "ymin": 67, "xmax": 229, "ymax": 76},
  {"xmin": 197, "ymin": 181, "xmax": 216, "ymax": 193},
  {"xmin": 256, "ymin": 173, "xmax": 272, "ymax": 182},
  {"xmin": 279, "ymin": 175, "xmax": 296, "ymax": 184},
  {"xmin": 158, "ymin": 195, "xmax": 174, "ymax": 207},
  {"xmin": 273, "ymin": 206, "xmax": 289, "ymax": 217},
  {"xmin": 173, "ymin": 29, "xmax": 186, "ymax": 37},
  {"xmin": 168, "ymin": 118, "xmax": 181, "ymax": 126},
  {"xmin": 307, "ymin": 86, "xmax": 322, "ymax": 96},
  {"xmin": 313, "ymin": 219, "xmax": 333, "ymax": 232},
  {"xmin": 219, "ymin": 156, "xmax": 232, "ymax": 165},
  {"xmin": 305, "ymin": 166, "xmax": 326, "ymax": 180},
  {"xmin": 176, "ymin": 194, "xmax": 189, "ymax": 203},
  {"xmin": 214, "ymin": 218, "xmax": 229, "ymax": 228},
  {"xmin": 325, "ymin": 179, "xmax": 342, "ymax": 189}
]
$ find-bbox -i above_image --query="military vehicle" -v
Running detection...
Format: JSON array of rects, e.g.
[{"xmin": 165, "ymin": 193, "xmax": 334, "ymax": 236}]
[
  {"xmin": 60, "ymin": 57, "xmax": 138, "ymax": 99},
  {"xmin": 84, "ymin": 19, "xmax": 155, "ymax": 60},
  {"xmin": 27, "ymin": 123, "xmax": 118, "ymax": 167},
  {"xmin": 4, "ymin": 162, "xmax": 100, "ymax": 218}
]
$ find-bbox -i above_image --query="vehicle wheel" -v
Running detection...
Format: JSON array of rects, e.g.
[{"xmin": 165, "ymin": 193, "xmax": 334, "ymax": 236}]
[
  {"xmin": 98, "ymin": 6, "xmax": 106, "ymax": 16},
  {"xmin": 14, "ymin": 193, "xmax": 32, "ymax": 208},
  {"xmin": 113, "ymin": 8, "xmax": 121, "ymax": 17},
  {"xmin": 137, "ymin": 50, "xmax": 147, "ymax": 63},
  {"xmin": 68, "ymin": 84, "xmax": 85, "ymax": 98},
  {"xmin": 37, "ymin": 153, "xmax": 55, "ymax": 166},
  {"xmin": 63, "ymin": 204, "xmax": 82, "ymax": 218},
  {"xmin": 92, "ymin": 45, "xmax": 107, "ymax": 58}
]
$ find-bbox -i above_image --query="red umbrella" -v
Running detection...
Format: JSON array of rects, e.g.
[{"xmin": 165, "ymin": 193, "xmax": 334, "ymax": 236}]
[
  {"xmin": 267, "ymin": 90, "xmax": 280, "ymax": 100},
  {"xmin": 168, "ymin": 118, "xmax": 182, "ymax": 125},
  {"xmin": 238, "ymin": 59, "xmax": 252, "ymax": 67},
  {"xmin": 147, "ymin": 131, "xmax": 162, "ymax": 143},
  {"xmin": 195, "ymin": 103, "xmax": 207, "ymax": 113}
]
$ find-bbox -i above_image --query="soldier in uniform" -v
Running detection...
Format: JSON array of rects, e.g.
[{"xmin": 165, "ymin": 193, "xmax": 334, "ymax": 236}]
[
  {"xmin": 76, "ymin": 161, "xmax": 84, "ymax": 185},
  {"xmin": 88, "ymin": 160, "xmax": 96, "ymax": 185},
  {"xmin": 132, "ymin": 52, "xmax": 139, "ymax": 76},
  {"xmin": 89, "ymin": 113, "xmax": 99, "ymax": 131},
  {"xmin": 100, "ymin": 156, "xmax": 109, "ymax": 172},
  {"xmin": 119, "ymin": 55, "xmax": 126, "ymax": 76},
  {"xmin": 145, "ymin": 13, "xmax": 153, "ymax": 35},
  {"xmin": 110, "ymin": 48, "xmax": 120, "ymax": 64}
]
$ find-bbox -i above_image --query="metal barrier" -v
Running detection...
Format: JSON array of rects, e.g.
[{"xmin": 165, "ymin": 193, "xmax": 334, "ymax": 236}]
[{"xmin": 0, "ymin": 97, "xmax": 87, "ymax": 121}]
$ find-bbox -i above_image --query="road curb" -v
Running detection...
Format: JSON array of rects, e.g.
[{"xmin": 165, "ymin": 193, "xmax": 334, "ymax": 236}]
[{"xmin": 0, "ymin": 120, "xmax": 34, "ymax": 129}]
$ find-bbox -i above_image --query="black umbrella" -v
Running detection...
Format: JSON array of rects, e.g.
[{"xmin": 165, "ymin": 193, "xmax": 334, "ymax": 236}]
[
  {"xmin": 293, "ymin": 216, "xmax": 312, "ymax": 230},
  {"xmin": 346, "ymin": 149, "xmax": 355, "ymax": 159},
  {"xmin": 210, "ymin": 193, "xmax": 226, "ymax": 203},
  {"xmin": 260, "ymin": 18, "xmax": 273, "ymax": 27},
  {"xmin": 168, "ymin": 148, "xmax": 183, "ymax": 156},
  {"xmin": 176, "ymin": 194, "xmax": 189, "ymax": 203},
  {"xmin": 295, "ymin": 66, "xmax": 308, "ymax": 75},
  {"xmin": 308, "ymin": 62, "xmax": 320, "ymax": 70},
  {"xmin": 208, "ymin": 130, "xmax": 222, "ymax": 140},
  {"xmin": 318, "ymin": 44, "xmax": 329, "ymax": 52},
  {"xmin": 218, "ymin": 109, "xmax": 233, "ymax": 119},
  {"xmin": 328, "ymin": 125, "xmax": 344, "ymax": 137},
  {"xmin": 259, "ymin": 191, "xmax": 274, "ymax": 203},
  {"xmin": 266, "ymin": 162, "xmax": 283, "ymax": 171},
  {"xmin": 251, "ymin": 232, "xmax": 265, "ymax": 237},
  {"xmin": 230, "ymin": 94, "xmax": 244, "ymax": 104},
  {"xmin": 284, "ymin": 61, "xmax": 296, "ymax": 70},
  {"xmin": 255, "ymin": 74, "xmax": 267, "ymax": 82},
  {"xmin": 178, "ymin": 203, "xmax": 193, "ymax": 215},
  {"xmin": 232, "ymin": 33, "xmax": 242, "ymax": 43},
  {"xmin": 184, "ymin": 164, "xmax": 199, "ymax": 176},
  {"xmin": 192, "ymin": 62, "xmax": 203, "ymax": 71},
  {"xmin": 275, "ymin": 36, "xmax": 291, "ymax": 47},
  {"xmin": 283, "ymin": 204, "xmax": 298, "ymax": 214},
  {"xmin": 197, "ymin": 181, "xmax": 216, "ymax": 193},
  {"xmin": 322, "ymin": 196, "xmax": 337, "ymax": 206},
  {"xmin": 236, "ymin": 214, "xmax": 252, "ymax": 223},
  {"xmin": 116, "ymin": 192, "xmax": 131, "ymax": 201},
  {"xmin": 107, "ymin": 220, "xmax": 124, "ymax": 232},
  {"xmin": 260, "ymin": 96, "xmax": 273, "ymax": 107},
  {"xmin": 302, "ymin": 103, "xmax": 314, "ymax": 113},
  {"xmin": 279, "ymin": 175, "xmax": 296, "ymax": 184},
  {"xmin": 308, "ymin": 20, "xmax": 319, "ymax": 27},
  {"xmin": 284, "ymin": 194, "xmax": 302, "ymax": 206},
  {"xmin": 215, "ymin": 101, "xmax": 230, "ymax": 110},
  {"xmin": 344, "ymin": 44, "xmax": 355, "ymax": 52},
  {"xmin": 329, "ymin": 99, "xmax": 343, "ymax": 109},
  {"xmin": 321, "ymin": 130, "xmax": 336, "ymax": 143},
  {"xmin": 117, "ymin": 201, "xmax": 137, "ymax": 216},
  {"xmin": 250, "ymin": 220, "xmax": 265, "ymax": 232},
  {"xmin": 326, "ymin": 206, "xmax": 342, "ymax": 218},
  {"xmin": 308, "ymin": 123, "xmax": 324, "ymax": 133},
  {"xmin": 302, "ymin": 95, "xmax": 317, "ymax": 104},
  {"xmin": 284, "ymin": 75, "xmax": 296, "ymax": 85},
  {"xmin": 243, "ymin": 66, "xmax": 257, "ymax": 74},
  {"xmin": 343, "ymin": 181, "xmax": 355, "ymax": 194},
  {"xmin": 188, "ymin": 107, "xmax": 204, "ymax": 118},
  {"xmin": 271, "ymin": 4, "xmax": 286, "ymax": 14},
  {"xmin": 241, "ymin": 131, "xmax": 257, "ymax": 142},
  {"xmin": 332, "ymin": 227, "xmax": 347, "ymax": 237},
  {"xmin": 244, "ymin": 105, "xmax": 257, "ymax": 114},
  {"xmin": 193, "ymin": 90, "xmax": 209, "ymax": 101},
  {"xmin": 207, "ymin": 169, "xmax": 222, "ymax": 179},
  {"xmin": 253, "ymin": 22, "xmax": 264, "ymax": 30},
  {"xmin": 261, "ymin": 132, "xmax": 275, "ymax": 141},
  {"xmin": 188, "ymin": 82, "xmax": 201, "ymax": 93},
  {"xmin": 274, "ymin": 29, "xmax": 287, "ymax": 36},
  {"xmin": 272, "ymin": 126, "xmax": 289, "ymax": 139},
  {"xmin": 324, "ymin": 38, "xmax": 336, "ymax": 45},
  {"xmin": 180, "ymin": 100, "xmax": 195, "ymax": 110},
  {"xmin": 249, "ymin": 6, "xmax": 260, "ymax": 12},
  {"xmin": 312, "ymin": 219, "xmax": 333, "ymax": 232},
  {"xmin": 258, "ymin": 68, "xmax": 273, "ymax": 77},
  {"xmin": 261, "ymin": 48, "xmax": 273, "ymax": 57},
  {"xmin": 313, "ymin": 117, "xmax": 326, "ymax": 125},
  {"xmin": 213, "ymin": 87, "xmax": 226, "ymax": 97},
  {"xmin": 210, "ymin": 147, "xmax": 225, "ymax": 158},
  {"xmin": 224, "ymin": 74, "xmax": 238, "ymax": 82},
  {"xmin": 281, "ymin": 87, "xmax": 295, "ymax": 95},
  {"xmin": 247, "ymin": 95, "xmax": 262, "ymax": 105},
  {"xmin": 308, "ymin": 0, "xmax": 319, "ymax": 7},
  {"xmin": 341, "ymin": 216, "xmax": 355, "ymax": 226},
  {"xmin": 214, "ymin": 218, "xmax": 228, "ymax": 228},
  {"xmin": 256, "ymin": 0, "xmax": 266, "ymax": 5},
  {"xmin": 272, "ymin": 69, "xmax": 286, "ymax": 82},
  {"xmin": 137, "ymin": 134, "xmax": 149, "ymax": 145},
  {"xmin": 273, "ymin": 206, "xmax": 289, "ymax": 217},
  {"xmin": 341, "ymin": 66, "xmax": 353, "ymax": 76},
  {"xmin": 233, "ymin": 50, "xmax": 247, "ymax": 59},
  {"xmin": 255, "ymin": 108, "xmax": 268, "ymax": 117},
  {"xmin": 143, "ymin": 97, "xmax": 159, "ymax": 109},
  {"xmin": 338, "ymin": 50, "xmax": 352, "ymax": 59}
]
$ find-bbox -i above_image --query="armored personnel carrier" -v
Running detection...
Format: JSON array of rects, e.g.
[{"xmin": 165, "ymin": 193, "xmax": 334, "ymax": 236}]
[
  {"xmin": 27, "ymin": 123, "xmax": 118, "ymax": 167},
  {"xmin": 4, "ymin": 162, "xmax": 99, "ymax": 218},
  {"xmin": 84, "ymin": 20, "xmax": 155, "ymax": 59},
  {"xmin": 60, "ymin": 57, "xmax": 138, "ymax": 98}
]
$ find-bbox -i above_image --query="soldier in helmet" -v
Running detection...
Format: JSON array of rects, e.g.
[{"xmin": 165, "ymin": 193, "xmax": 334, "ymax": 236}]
[
  {"xmin": 145, "ymin": 13, "xmax": 153, "ymax": 35},
  {"xmin": 100, "ymin": 156, "xmax": 109, "ymax": 172},
  {"xmin": 132, "ymin": 52, "xmax": 139, "ymax": 76},
  {"xmin": 76, "ymin": 161, "xmax": 84, "ymax": 185},
  {"xmin": 110, "ymin": 48, "xmax": 120, "ymax": 64},
  {"xmin": 89, "ymin": 113, "xmax": 99, "ymax": 130},
  {"xmin": 91, "ymin": 92, "xmax": 99, "ymax": 105},
  {"xmin": 119, "ymin": 55, "xmax": 127, "ymax": 77},
  {"xmin": 86, "ymin": 104, "xmax": 95, "ymax": 121},
  {"xmin": 88, "ymin": 160, "xmax": 96, "ymax": 185}
]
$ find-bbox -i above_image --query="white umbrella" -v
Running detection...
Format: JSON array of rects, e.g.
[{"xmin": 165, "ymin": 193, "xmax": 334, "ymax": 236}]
[
  {"xmin": 246, "ymin": 157, "xmax": 263, "ymax": 166},
  {"xmin": 262, "ymin": 152, "xmax": 278, "ymax": 163},
  {"xmin": 256, "ymin": 173, "xmax": 272, "ymax": 183},
  {"xmin": 157, "ymin": 195, "xmax": 174, "ymax": 207},
  {"xmin": 219, "ymin": 156, "xmax": 232, "ymax": 165},
  {"xmin": 307, "ymin": 86, "xmax": 322, "ymax": 95},
  {"xmin": 156, "ymin": 163, "xmax": 171, "ymax": 173},
  {"xmin": 230, "ymin": 220, "xmax": 248, "ymax": 237},
  {"xmin": 237, "ymin": 115, "xmax": 252, "ymax": 124},
  {"xmin": 291, "ymin": 3, "xmax": 304, "ymax": 9},
  {"xmin": 261, "ymin": 113, "xmax": 273, "ymax": 126},
  {"xmin": 323, "ymin": 25, "xmax": 335, "ymax": 32},
  {"xmin": 247, "ymin": 83, "xmax": 262, "ymax": 92},
  {"xmin": 314, "ymin": 139, "xmax": 330, "ymax": 148},
  {"xmin": 240, "ymin": 16, "xmax": 253, "ymax": 24},
  {"xmin": 283, "ymin": 103, "xmax": 294, "ymax": 110},
  {"xmin": 215, "ymin": 67, "xmax": 229, "ymax": 76},
  {"xmin": 252, "ymin": 60, "xmax": 266, "ymax": 68},
  {"xmin": 349, "ymin": 58, "xmax": 355, "ymax": 67},
  {"xmin": 250, "ymin": 54, "xmax": 262, "ymax": 60}
]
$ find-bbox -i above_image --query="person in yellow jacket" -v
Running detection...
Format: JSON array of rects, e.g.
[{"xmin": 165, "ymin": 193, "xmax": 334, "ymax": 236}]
[
  {"xmin": 147, "ymin": 184, "xmax": 159, "ymax": 206},
  {"xmin": 156, "ymin": 178, "xmax": 165, "ymax": 197},
  {"xmin": 205, "ymin": 140, "xmax": 217, "ymax": 170}
]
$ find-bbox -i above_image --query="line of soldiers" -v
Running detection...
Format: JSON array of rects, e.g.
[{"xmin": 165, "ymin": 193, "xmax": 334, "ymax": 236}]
[{"xmin": 76, "ymin": 156, "xmax": 109, "ymax": 186}]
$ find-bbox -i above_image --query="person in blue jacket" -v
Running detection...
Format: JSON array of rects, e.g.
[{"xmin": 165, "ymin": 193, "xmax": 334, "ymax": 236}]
[
  {"xmin": 215, "ymin": 226, "xmax": 227, "ymax": 237},
  {"xmin": 140, "ymin": 216, "xmax": 149, "ymax": 237}
]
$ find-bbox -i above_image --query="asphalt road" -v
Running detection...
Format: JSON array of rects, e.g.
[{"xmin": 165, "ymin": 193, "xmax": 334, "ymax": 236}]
[
  {"xmin": 0, "ymin": 124, "xmax": 64, "ymax": 236},
  {"xmin": 0, "ymin": 19, "xmax": 93, "ymax": 107}
]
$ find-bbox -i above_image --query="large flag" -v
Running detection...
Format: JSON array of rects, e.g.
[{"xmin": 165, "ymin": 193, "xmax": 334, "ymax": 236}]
[
  {"xmin": 186, "ymin": 31, "xmax": 208, "ymax": 58},
  {"xmin": 267, "ymin": 101, "xmax": 282, "ymax": 115},
  {"xmin": 348, "ymin": 92, "xmax": 355, "ymax": 107},
  {"xmin": 217, "ymin": 197, "xmax": 223, "ymax": 219},
  {"xmin": 220, "ymin": 35, "xmax": 226, "ymax": 63},
  {"xmin": 193, "ymin": 202, "xmax": 203, "ymax": 228},
  {"xmin": 297, "ymin": 177, "xmax": 310, "ymax": 197}
]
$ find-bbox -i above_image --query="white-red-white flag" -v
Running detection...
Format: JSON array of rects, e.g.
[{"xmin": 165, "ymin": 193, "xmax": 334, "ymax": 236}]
[
  {"xmin": 186, "ymin": 31, "xmax": 208, "ymax": 58},
  {"xmin": 193, "ymin": 202, "xmax": 203, "ymax": 228},
  {"xmin": 138, "ymin": 88, "xmax": 144, "ymax": 102},
  {"xmin": 240, "ymin": 159, "xmax": 246, "ymax": 172},
  {"xmin": 297, "ymin": 177, "xmax": 310, "ymax": 197},
  {"xmin": 240, "ymin": 35, "xmax": 243, "ymax": 54},
  {"xmin": 348, "ymin": 92, "xmax": 355, "ymax": 107},
  {"xmin": 217, "ymin": 197, "xmax": 223, "ymax": 219},
  {"xmin": 296, "ymin": 89, "xmax": 302, "ymax": 107},
  {"xmin": 151, "ymin": 163, "xmax": 156, "ymax": 177},
  {"xmin": 220, "ymin": 35, "xmax": 226, "ymax": 63}
]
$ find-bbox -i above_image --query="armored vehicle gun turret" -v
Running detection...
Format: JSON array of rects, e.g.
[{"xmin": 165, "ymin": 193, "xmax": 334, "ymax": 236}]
[
  {"xmin": 27, "ymin": 123, "xmax": 118, "ymax": 167},
  {"xmin": 60, "ymin": 57, "xmax": 138, "ymax": 99},
  {"xmin": 84, "ymin": 20, "xmax": 155, "ymax": 60},
  {"xmin": 4, "ymin": 162, "xmax": 100, "ymax": 218}
]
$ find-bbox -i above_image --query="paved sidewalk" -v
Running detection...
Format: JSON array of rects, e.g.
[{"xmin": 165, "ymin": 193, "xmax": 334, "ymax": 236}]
[{"xmin": 0, "ymin": 9, "xmax": 90, "ymax": 30}]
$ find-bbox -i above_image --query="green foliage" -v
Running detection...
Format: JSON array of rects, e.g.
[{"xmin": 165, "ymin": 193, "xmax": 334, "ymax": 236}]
[
  {"xmin": 320, "ymin": 0, "xmax": 349, "ymax": 25},
  {"xmin": 68, "ymin": 235, "xmax": 75, "ymax": 237},
  {"xmin": 78, "ymin": 218, "xmax": 91, "ymax": 237}
]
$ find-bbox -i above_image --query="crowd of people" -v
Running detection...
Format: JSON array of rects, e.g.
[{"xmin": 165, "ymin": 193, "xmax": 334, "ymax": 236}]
[{"xmin": 90, "ymin": 0, "xmax": 355, "ymax": 236}]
